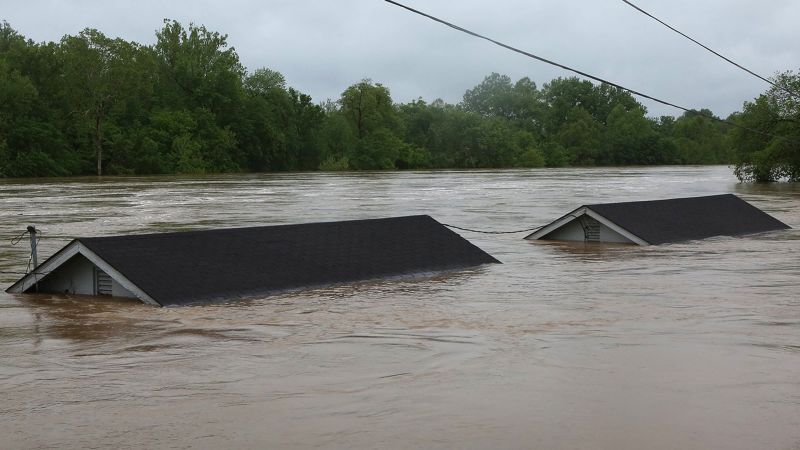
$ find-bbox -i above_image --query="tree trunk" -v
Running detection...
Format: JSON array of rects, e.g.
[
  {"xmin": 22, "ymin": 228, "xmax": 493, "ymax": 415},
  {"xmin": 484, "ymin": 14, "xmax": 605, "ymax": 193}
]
[{"xmin": 95, "ymin": 115, "xmax": 103, "ymax": 176}]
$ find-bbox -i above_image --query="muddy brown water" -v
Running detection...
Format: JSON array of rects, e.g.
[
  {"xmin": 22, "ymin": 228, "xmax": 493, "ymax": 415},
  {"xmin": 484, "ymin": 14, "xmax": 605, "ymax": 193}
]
[{"xmin": 1, "ymin": 166, "xmax": 798, "ymax": 449}]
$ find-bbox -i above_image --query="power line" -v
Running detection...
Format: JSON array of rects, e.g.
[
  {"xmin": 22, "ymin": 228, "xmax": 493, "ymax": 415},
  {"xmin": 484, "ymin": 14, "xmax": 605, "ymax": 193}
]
[
  {"xmin": 620, "ymin": 0, "xmax": 800, "ymax": 99},
  {"xmin": 443, "ymin": 214, "xmax": 583, "ymax": 235},
  {"xmin": 385, "ymin": 0, "xmax": 688, "ymax": 113},
  {"xmin": 383, "ymin": 0, "xmax": 793, "ymax": 143},
  {"xmin": 443, "ymin": 223, "xmax": 545, "ymax": 235}
]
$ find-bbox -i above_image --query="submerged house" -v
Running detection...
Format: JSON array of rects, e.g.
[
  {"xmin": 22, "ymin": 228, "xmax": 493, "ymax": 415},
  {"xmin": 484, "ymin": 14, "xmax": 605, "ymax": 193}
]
[
  {"xmin": 525, "ymin": 194, "xmax": 790, "ymax": 245},
  {"xmin": 6, "ymin": 215, "xmax": 500, "ymax": 306}
]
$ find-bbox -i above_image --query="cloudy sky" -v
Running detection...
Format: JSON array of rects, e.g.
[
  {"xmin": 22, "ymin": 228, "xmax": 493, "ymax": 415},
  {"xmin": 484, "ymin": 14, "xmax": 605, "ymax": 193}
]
[{"xmin": 3, "ymin": 0, "xmax": 799, "ymax": 117}]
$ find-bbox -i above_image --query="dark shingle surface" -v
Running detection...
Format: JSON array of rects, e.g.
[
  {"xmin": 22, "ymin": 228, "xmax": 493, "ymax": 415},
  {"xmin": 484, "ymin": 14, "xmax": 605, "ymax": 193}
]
[
  {"xmin": 78, "ymin": 215, "xmax": 500, "ymax": 306},
  {"xmin": 586, "ymin": 194, "xmax": 790, "ymax": 245}
]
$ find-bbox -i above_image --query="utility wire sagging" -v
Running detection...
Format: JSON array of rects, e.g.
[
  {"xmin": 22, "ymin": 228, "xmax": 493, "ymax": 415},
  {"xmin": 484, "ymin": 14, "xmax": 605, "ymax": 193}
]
[
  {"xmin": 620, "ymin": 0, "xmax": 800, "ymax": 99},
  {"xmin": 443, "ymin": 223, "xmax": 545, "ymax": 235},
  {"xmin": 383, "ymin": 0, "xmax": 796, "ymax": 144}
]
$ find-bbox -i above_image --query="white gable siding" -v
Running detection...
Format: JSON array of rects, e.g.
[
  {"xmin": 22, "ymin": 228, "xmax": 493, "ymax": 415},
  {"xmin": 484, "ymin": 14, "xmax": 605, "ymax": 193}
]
[
  {"xmin": 38, "ymin": 254, "xmax": 96, "ymax": 295},
  {"xmin": 599, "ymin": 223, "xmax": 635, "ymax": 243},
  {"xmin": 542, "ymin": 218, "xmax": 586, "ymax": 241},
  {"xmin": 543, "ymin": 217, "xmax": 635, "ymax": 244},
  {"xmin": 35, "ymin": 254, "xmax": 135, "ymax": 298},
  {"xmin": 111, "ymin": 279, "xmax": 135, "ymax": 298}
]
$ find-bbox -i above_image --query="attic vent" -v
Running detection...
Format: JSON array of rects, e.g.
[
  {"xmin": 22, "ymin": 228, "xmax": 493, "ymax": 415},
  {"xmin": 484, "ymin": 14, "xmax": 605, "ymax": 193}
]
[
  {"xmin": 95, "ymin": 268, "xmax": 112, "ymax": 296},
  {"xmin": 583, "ymin": 217, "xmax": 601, "ymax": 241}
]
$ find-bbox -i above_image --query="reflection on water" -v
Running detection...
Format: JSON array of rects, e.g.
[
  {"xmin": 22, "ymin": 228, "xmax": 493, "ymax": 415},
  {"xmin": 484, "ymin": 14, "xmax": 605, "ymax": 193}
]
[{"xmin": 1, "ymin": 166, "xmax": 799, "ymax": 449}]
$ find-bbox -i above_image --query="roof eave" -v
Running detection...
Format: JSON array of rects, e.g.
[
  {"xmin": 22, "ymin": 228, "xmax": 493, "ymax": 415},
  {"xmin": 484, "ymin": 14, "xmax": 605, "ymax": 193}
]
[
  {"xmin": 524, "ymin": 206, "xmax": 650, "ymax": 246},
  {"xmin": 5, "ymin": 240, "xmax": 81, "ymax": 294},
  {"xmin": 5, "ymin": 241, "xmax": 161, "ymax": 307},
  {"xmin": 584, "ymin": 207, "xmax": 650, "ymax": 246},
  {"xmin": 524, "ymin": 206, "xmax": 587, "ymax": 240}
]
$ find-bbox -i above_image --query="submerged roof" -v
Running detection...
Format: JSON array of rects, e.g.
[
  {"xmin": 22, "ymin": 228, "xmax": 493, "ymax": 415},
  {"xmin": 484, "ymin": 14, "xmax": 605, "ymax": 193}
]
[
  {"xmin": 8, "ymin": 215, "xmax": 500, "ymax": 306},
  {"xmin": 526, "ymin": 194, "xmax": 790, "ymax": 245}
]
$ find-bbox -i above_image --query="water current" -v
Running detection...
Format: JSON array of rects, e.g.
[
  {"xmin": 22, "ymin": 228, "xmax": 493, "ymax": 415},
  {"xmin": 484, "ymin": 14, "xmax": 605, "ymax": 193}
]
[{"xmin": 1, "ymin": 166, "xmax": 798, "ymax": 449}]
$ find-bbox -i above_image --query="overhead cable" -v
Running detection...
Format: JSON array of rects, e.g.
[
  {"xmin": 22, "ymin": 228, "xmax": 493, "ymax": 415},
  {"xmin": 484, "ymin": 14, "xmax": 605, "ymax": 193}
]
[
  {"xmin": 383, "ymin": 0, "xmax": 793, "ymax": 142},
  {"xmin": 620, "ymin": 0, "xmax": 800, "ymax": 99},
  {"xmin": 385, "ymin": 0, "xmax": 689, "ymax": 113},
  {"xmin": 443, "ymin": 223, "xmax": 545, "ymax": 235}
]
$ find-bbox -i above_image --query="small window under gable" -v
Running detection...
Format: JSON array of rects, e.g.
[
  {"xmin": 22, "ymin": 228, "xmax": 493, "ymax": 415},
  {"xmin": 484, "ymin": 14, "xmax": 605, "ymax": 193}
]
[
  {"xmin": 94, "ymin": 268, "xmax": 113, "ymax": 296},
  {"xmin": 583, "ymin": 216, "xmax": 601, "ymax": 241},
  {"xmin": 541, "ymin": 213, "xmax": 635, "ymax": 244}
]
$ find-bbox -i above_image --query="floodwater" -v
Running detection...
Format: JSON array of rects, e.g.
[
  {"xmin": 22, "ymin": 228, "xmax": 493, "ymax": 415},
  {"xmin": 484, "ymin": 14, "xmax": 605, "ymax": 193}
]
[{"xmin": 0, "ymin": 166, "xmax": 798, "ymax": 450}]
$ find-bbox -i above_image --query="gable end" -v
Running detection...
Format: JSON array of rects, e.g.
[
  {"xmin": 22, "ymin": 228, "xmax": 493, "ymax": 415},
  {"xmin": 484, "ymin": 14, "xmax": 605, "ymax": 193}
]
[
  {"xmin": 5, "ymin": 241, "xmax": 159, "ymax": 306},
  {"xmin": 524, "ymin": 207, "xmax": 648, "ymax": 245}
]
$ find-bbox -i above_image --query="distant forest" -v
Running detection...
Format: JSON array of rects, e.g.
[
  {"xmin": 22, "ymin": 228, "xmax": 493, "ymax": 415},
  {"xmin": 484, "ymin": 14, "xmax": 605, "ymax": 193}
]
[{"xmin": 0, "ymin": 20, "xmax": 797, "ymax": 181}]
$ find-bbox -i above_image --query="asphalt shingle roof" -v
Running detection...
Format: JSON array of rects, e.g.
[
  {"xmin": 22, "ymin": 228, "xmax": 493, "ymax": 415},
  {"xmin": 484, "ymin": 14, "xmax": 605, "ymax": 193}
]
[
  {"xmin": 76, "ymin": 215, "xmax": 500, "ymax": 306},
  {"xmin": 585, "ymin": 194, "xmax": 790, "ymax": 245}
]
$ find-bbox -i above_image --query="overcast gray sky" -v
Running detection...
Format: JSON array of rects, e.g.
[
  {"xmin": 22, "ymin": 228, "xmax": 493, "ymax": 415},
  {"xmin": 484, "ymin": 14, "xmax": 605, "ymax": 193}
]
[{"xmin": 3, "ymin": 0, "xmax": 798, "ymax": 117}]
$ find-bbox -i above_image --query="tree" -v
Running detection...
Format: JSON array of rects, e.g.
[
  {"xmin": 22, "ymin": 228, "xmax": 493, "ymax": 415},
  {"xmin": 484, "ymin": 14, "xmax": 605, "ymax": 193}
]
[
  {"xmin": 555, "ymin": 107, "xmax": 602, "ymax": 165},
  {"xmin": 0, "ymin": 25, "xmax": 74, "ymax": 176},
  {"xmin": 244, "ymin": 67, "xmax": 286, "ymax": 95},
  {"xmin": 350, "ymin": 129, "xmax": 401, "ymax": 170},
  {"xmin": 154, "ymin": 20, "xmax": 245, "ymax": 116},
  {"xmin": 60, "ymin": 29, "xmax": 151, "ymax": 175},
  {"xmin": 318, "ymin": 112, "xmax": 357, "ymax": 170},
  {"xmin": 0, "ymin": 58, "xmax": 68, "ymax": 176},
  {"xmin": 234, "ymin": 68, "xmax": 289, "ymax": 171},
  {"xmin": 335, "ymin": 79, "xmax": 409, "ymax": 169},
  {"xmin": 461, "ymin": 73, "xmax": 544, "ymax": 133},
  {"xmin": 0, "ymin": 19, "xmax": 762, "ymax": 178},
  {"xmin": 286, "ymin": 88, "xmax": 325, "ymax": 170},
  {"xmin": 670, "ymin": 110, "xmax": 730, "ymax": 164},
  {"xmin": 602, "ymin": 104, "xmax": 672, "ymax": 165},
  {"xmin": 540, "ymin": 77, "xmax": 596, "ymax": 138},
  {"xmin": 462, "ymin": 72, "xmax": 516, "ymax": 118},
  {"xmin": 732, "ymin": 70, "xmax": 800, "ymax": 181},
  {"xmin": 339, "ymin": 79, "xmax": 398, "ymax": 139}
]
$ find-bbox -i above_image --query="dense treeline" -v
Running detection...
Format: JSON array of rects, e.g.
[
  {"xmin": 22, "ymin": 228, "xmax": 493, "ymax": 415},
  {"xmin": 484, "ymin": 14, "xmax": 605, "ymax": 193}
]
[
  {"xmin": 730, "ymin": 71, "xmax": 800, "ymax": 181},
  {"xmin": 0, "ymin": 21, "xmax": 796, "ymax": 180}
]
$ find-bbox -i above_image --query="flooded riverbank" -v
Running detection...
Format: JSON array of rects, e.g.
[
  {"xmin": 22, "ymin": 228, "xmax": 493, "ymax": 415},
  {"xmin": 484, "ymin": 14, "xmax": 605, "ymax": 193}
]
[{"xmin": 1, "ymin": 166, "xmax": 799, "ymax": 449}]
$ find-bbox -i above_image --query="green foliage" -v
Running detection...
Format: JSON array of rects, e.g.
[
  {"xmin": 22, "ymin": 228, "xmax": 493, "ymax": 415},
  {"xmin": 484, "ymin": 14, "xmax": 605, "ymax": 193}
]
[
  {"xmin": 517, "ymin": 147, "xmax": 546, "ymax": 168},
  {"xmin": 318, "ymin": 113, "xmax": 357, "ymax": 168},
  {"xmin": 732, "ymin": 71, "xmax": 800, "ymax": 182},
  {"xmin": 0, "ymin": 20, "xmax": 769, "ymax": 179},
  {"xmin": 602, "ymin": 105, "xmax": 662, "ymax": 165},
  {"xmin": 541, "ymin": 142, "xmax": 569, "ymax": 167},
  {"xmin": 154, "ymin": 20, "xmax": 244, "ymax": 115},
  {"xmin": 318, "ymin": 155, "xmax": 350, "ymax": 171},
  {"xmin": 463, "ymin": 72, "xmax": 517, "ymax": 119},
  {"xmin": 339, "ymin": 79, "xmax": 398, "ymax": 139},
  {"xmin": 0, "ymin": 139, "xmax": 9, "ymax": 177},
  {"xmin": 351, "ymin": 129, "xmax": 402, "ymax": 170},
  {"xmin": 59, "ymin": 29, "xmax": 155, "ymax": 175},
  {"xmin": 555, "ymin": 107, "xmax": 602, "ymax": 165},
  {"xmin": 0, "ymin": 54, "xmax": 75, "ymax": 176},
  {"xmin": 331, "ymin": 80, "xmax": 431, "ymax": 170},
  {"xmin": 244, "ymin": 68, "xmax": 286, "ymax": 95}
]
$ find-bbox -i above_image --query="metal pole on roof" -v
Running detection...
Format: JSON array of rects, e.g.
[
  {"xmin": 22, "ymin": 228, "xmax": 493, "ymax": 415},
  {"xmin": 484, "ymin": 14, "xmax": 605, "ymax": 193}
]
[{"xmin": 27, "ymin": 225, "xmax": 38, "ymax": 292}]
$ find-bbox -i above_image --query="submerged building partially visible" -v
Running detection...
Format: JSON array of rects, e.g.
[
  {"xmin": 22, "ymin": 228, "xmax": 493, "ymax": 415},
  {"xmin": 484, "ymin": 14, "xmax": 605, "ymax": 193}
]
[
  {"xmin": 6, "ymin": 215, "xmax": 500, "ymax": 306},
  {"xmin": 525, "ymin": 194, "xmax": 790, "ymax": 245}
]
